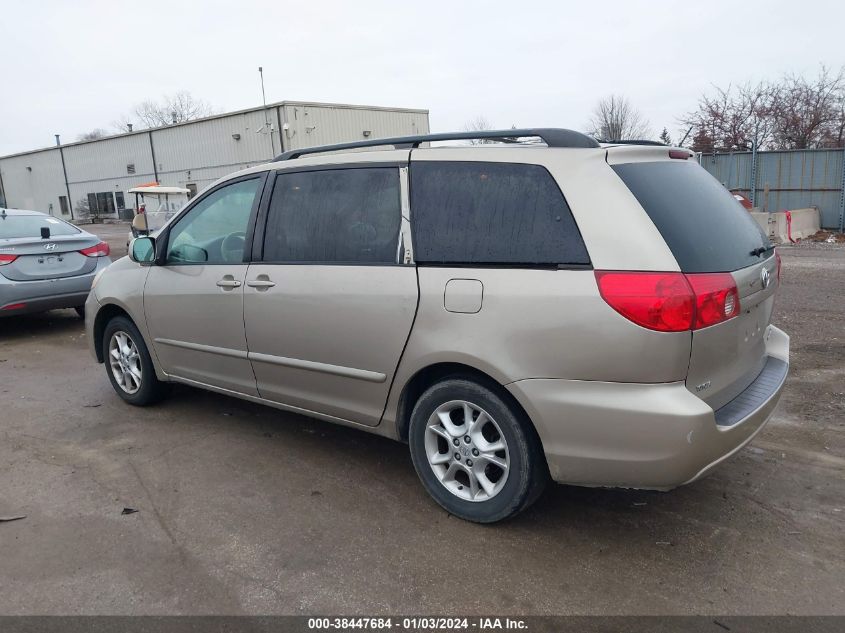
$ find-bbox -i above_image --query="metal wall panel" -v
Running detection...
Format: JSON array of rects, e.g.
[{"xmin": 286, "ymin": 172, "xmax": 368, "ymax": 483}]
[
  {"xmin": 151, "ymin": 109, "xmax": 280, "ymax": 173},
  {"xmin": 0, "ymin": 102, "xmax": 429, "ymax": 218},
  {"xmin": 282, "ymin": 104, "xmax": 430, "ymax": 151},
  {"xmin": 63, "ymin": 133, "xmax": 154, "ymax": 184},
  {"xmin": 699, "ymin": 148, "xmax": 845, "ymax": 229},
  {"xmin": 0, "ymin": 149, "xmax": 68, "ymax": 216}
]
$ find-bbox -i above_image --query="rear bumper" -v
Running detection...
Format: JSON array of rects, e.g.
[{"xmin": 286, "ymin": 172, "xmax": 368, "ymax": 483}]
[
  {"xmin": 507, "ymin": 325, "xmax": 790, "ymax": 490},
  {"xmin": 0, "ymin": 260, "xmax": 109, "ymax": 315}
]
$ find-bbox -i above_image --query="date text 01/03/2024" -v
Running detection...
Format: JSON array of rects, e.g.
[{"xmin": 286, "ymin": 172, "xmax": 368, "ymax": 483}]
[{"xmin": 307, "ymin": 617, "xmax": 528, "ymax": 630}]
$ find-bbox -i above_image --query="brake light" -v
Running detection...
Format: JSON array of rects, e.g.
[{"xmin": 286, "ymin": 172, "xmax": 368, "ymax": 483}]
[
  {"xmin": 595, "ymin": 271, "xmax": 740, "ymax": 332},
  {"xmin": 0, "ymin": 253, "xmax": 18, "ymax": 266},
  {"xmin": 79, "ymin": 242, "xmax": 110, "ymax": 257},
  {"xmin": 595, "ymin": 272, "xmax": 694, "ymax": 332},
  {"xmin": 1, "ymin": 302, "xmax": 26, "ymax": 311},
  {"xmin": 669, "ymin": 150, "xmax": 691, "ymax": 160},
  {"xmin": 686, "ymin": 273, "xmax": 740, "ymax": 329}
]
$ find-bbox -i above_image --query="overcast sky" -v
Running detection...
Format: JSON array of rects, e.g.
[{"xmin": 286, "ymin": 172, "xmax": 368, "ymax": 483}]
[{"xmin": 1, "ymin": 0, "xmax": 843, "ymax": 155}]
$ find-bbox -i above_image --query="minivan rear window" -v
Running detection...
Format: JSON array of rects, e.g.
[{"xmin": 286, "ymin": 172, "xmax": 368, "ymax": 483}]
[
  {"xmin": 410, "ymin": 161, "xmax": 590, "ymax": 266},
  {"xmin": 612, "ymin": 161, "xmax": 772, "ymax": 273}
]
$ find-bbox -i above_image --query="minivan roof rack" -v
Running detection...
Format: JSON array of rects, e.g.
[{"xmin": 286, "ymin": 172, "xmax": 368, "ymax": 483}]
[{"xmin": 272, "ymin": 128, "xmax": 600, "ymax": 161}]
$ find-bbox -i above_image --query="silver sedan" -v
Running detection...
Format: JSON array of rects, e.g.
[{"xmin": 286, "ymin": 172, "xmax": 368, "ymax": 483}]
[{"xmin": 0, "ymin": 208, "xmax": 111, "ymax": 317}]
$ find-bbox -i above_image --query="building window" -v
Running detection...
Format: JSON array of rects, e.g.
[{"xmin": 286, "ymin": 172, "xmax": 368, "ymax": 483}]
[
  {"xmin": 59, "ymin": 196, "xmax": 70, "ymax": 216},
  {"xmin": 115, "ymin": 191, "xmax": 125, "ymax": 209},
  {"xmin": 96, "ymin": 192, "xmax": 116, "ymax": 216},
  {"xmin": 127, "ymin": 164, "xmax": 136, "ymax": 174},
  {"xmin": 186, "ymin": 183, "xmax": 198, "ymax": 199},
  {"xmin": 87, "ymin": 192, "xmax": 117, "ymax": 218}
]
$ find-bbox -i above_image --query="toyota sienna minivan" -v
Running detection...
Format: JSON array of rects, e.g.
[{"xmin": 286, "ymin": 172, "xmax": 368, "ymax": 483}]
[{"xmin": 86, "ymin": 129, "xmax": 789, "ymax": 523}]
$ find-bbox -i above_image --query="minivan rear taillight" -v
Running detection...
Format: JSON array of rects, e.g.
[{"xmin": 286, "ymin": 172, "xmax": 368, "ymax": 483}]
[
  {"xmin": 79, "ymin": 242, "xmax": 110, "ymax": 257},
  {"xmin": 595, "ymin": 271, "xmax": 739, "ymax": 332},
  {"xmin": 686, "ymin": 273, "xmax": 740, "ymax": 329},
  {"xmin": 0, "ymin": 254, "xmax": 18, "ymax": 266}
]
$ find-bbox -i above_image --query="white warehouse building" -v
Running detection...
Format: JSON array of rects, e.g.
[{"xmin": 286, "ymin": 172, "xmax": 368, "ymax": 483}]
[{"xmin": 0, "ymin": 101, "xmax": 429, "ymax": 219}]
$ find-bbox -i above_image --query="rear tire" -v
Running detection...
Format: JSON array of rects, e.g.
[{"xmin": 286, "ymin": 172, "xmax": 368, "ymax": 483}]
[
  {"xmin": 102, "ymin": 316, "xmax": 170, "ymax": 406},
  {"xmin": 408, "ymin": 377, "xmax": 548, "ymax": 523}
]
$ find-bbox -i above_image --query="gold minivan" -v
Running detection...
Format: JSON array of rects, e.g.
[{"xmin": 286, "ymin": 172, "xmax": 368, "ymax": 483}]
[{"xmin": 86, "ymin": 129, "xmax": 789, "ymax": 522}]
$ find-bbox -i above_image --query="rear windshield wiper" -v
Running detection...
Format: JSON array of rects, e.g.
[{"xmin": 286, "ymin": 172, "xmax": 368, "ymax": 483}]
[{"xmin": 749, "ymin": 245, "xmax": 775, "ymax": 257}]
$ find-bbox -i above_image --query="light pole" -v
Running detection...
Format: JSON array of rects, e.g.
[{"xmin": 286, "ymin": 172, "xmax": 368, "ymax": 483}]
[{"xmin": 259, "ymin": 66, "xmax": 274, "ymax": 157}]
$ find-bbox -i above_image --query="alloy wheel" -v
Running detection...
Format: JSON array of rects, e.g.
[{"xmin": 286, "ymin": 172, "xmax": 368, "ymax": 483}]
[
  {"xmin": 424, "ymin": 400, "xmax": 510, "ymax": 502},
  {"xmin": 108, "ymin": 331, "xmax": 142, "ymax": 395}
]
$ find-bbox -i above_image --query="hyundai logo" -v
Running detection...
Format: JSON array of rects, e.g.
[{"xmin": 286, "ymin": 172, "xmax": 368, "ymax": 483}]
[
  {"xmin": 44, "ymin": 243, "xmax": 57, "ymax": 251},
  {"xmin": 761, "ymin": 267, "xmax": 770, "ymax": 289}
]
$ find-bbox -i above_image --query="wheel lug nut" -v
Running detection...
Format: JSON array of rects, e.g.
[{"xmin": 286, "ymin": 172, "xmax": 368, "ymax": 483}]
[
  {"xmin": 464, "ymin": 436, "xmax": 471, "ymax": 444},
  {"xmin": 453, "ymin": 438, "xmax": 460, "ymax": 446},
  {"xmin": 454, "ymin": 453, "xmax": 461, "ymax": 461},
  {"xmin": 472, "ymin": 448, "xmax": 479, "ymax": 457},
  {"xmin": 466, "ymin": 459, "xmax": 473, "ymax": 467}
]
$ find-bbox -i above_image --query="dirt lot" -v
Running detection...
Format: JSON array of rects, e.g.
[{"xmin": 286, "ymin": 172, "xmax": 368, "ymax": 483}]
[{"xmin": 0, "ymin": 225, "xmax": 843, "ymax": 615}]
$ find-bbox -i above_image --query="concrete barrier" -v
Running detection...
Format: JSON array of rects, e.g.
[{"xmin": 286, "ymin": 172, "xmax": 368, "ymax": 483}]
[{"xmin": 750, "ymin": 208, "xmax": 821, "ymax": 243}]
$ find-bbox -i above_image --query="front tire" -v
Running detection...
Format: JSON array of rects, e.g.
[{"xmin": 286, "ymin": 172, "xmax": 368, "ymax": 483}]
[
  {"xmin": 102, "ymin": 316, "xmax": 170, "ymax": 406},
  {"xmin": 408, "ymin": 377, "xmax": 548, "ymax": 523}
]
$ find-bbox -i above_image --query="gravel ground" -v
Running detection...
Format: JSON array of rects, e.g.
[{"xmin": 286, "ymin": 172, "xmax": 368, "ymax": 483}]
[{"xmin": 0, "ymin": 229, "xmax": 842, "ymax": 615}]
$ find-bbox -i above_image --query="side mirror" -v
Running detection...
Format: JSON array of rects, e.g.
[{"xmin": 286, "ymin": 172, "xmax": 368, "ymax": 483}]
[{"xmin": 130, "ymin": 236, "xmax": 156, "ymax": 264}]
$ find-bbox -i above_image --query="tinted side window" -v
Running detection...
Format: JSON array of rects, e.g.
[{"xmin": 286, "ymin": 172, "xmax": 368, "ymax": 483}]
[
  {"xmin": 612, "ymin": 161, "xmax": 772, "ymax": 273},
  {"xmin": 167, "ymin": 178, "xmax": 261, "ymax": 264},
  {"xmin": 263, "ymin": 168, "xmax": 401, "ymax": 263},
  {"xmin": 410, "ymin": 161, "xmax": 590, "ymax": 265}
]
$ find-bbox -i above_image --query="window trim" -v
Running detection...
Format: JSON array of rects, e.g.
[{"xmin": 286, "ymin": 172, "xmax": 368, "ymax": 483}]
[
  {"xmin": 254, "ymin": 163, "xmax": 408, "ymax": 266},
  {"xmin": 408, "ymin": 159, "xmax": 592, "ymax": 269},
  {"xmin": 154, "ymin": 171, "xmax": 269, "ymax": 267}
]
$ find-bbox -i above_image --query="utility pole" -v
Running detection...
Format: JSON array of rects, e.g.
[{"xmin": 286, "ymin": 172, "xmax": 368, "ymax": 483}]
[
  {"xmin": 259, "ymin": 66, "xmax": 275, "ymax": 157},
  {"xmin": 838, "ymin": 147, "xmax": 845, "ymax": 232},
  {"xmin": 56, "ymin": 134, "xmax": 74, "ymax": 220},
  {"xmin": 749, "ymin": 121, "xmax": 761, "ymax": 210}
]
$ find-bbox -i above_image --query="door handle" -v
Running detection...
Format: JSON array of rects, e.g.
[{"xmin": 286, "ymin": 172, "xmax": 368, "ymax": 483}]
[
  {"xmin": 246, "ymin": 278, "xmax": 276, "ymax": 290},
  {"xmin": 216, "ymin": 277, "xmax": 242, "ymax": 289}
]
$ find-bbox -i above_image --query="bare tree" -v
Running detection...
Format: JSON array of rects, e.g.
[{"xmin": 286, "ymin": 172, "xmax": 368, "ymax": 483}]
[
  {"xmin": 463, "ymin": 115, "xmax": 495, "ymax": 144},
  {"xmin": 112, "ymin": 115, "xmax": 136, "ymax": 133},
  {"xmin": 682, "ymin": 67, "xmax": 845, "ymax": 151},
  {"xmin": 682, "ymin": 82, "xmax": 778, "ymax": 152},
  {"xmin": 588, "ymin": 95, "xmax": 651, "ymax": 140},
  {"xmin": 78, "ymin": 128, "xmax": 108, "ymax": 141},
  {"xmin": 771, "ymin": 66, "xmax": 844, "ymax": 149},
  {"xmin": 824, "ymin": 93, "xmax": 845, "ymax": 148},
  {"xmin": 121, "ymin": 91, "xmax": 215, "ymax": 130},
  {"xmin": 74, "ymin": 197, "xmax": 91, "ymax": 220}
]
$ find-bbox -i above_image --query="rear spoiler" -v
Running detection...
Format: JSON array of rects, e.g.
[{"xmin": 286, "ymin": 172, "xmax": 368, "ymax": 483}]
[{"xmin": 605, "ymin": 145, "xmax": 694, "ymax": 165}]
